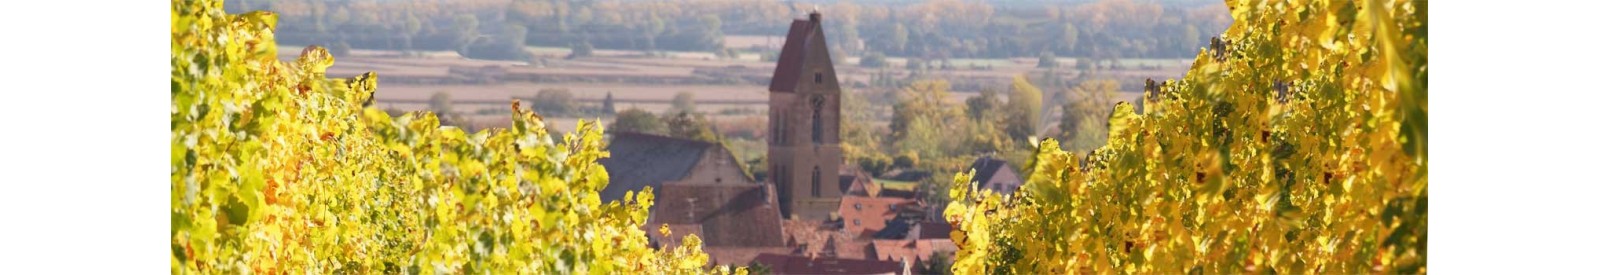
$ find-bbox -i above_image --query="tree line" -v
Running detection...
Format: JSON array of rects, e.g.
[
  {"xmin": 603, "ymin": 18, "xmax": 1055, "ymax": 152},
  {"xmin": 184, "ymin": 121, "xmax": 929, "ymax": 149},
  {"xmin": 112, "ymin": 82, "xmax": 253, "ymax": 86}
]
[{"xmin": 229, "ymin": 0, "xmax": 1229, "ymax": 61}]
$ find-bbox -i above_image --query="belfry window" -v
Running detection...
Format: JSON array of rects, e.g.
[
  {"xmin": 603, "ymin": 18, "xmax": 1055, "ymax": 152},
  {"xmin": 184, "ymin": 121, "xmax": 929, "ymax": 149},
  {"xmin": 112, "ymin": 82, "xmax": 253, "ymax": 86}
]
[
  {"xmin": 811, "ymin": 96, "xmax": 824, "ymax": 143},
  {"xmin": 811, "ymin": 166, "xmax": 822, "ymax": 197}
]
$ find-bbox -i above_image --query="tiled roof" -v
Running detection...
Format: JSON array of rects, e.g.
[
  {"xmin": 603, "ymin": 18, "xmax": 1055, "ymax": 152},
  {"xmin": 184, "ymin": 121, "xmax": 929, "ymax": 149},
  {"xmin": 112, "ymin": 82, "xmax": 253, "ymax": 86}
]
[
  {"xmin": 655, "ymin": 184, "xmax": 785, "ymax": 247},
  {"xmin": 916, "ymin": 222, "xmax": 952, "ymax": 240},
  {"xmin": 840, "ymin": 195, "xmax": 917, "ymax": 235},
  {"xmin": 702, "ymin": 246, "xmax": 791, "ymax": 267},
  {"xmin": 783, "ymin": 219, "xmax": 870, "ymax": 260},
  {"xmin": 879, "ymin": 169, "xmax": 932, "ymax": 182},
  {"xmin": 966, "ymin": 156, "xmax": 1012, "ymax": 187},
  {"xmin": 751, "ymin": 253, "xmax": 904, "ymax": 275},
  {"xmin": 597, "ymin": 132, "xmax": 716, "ymax": 202}
]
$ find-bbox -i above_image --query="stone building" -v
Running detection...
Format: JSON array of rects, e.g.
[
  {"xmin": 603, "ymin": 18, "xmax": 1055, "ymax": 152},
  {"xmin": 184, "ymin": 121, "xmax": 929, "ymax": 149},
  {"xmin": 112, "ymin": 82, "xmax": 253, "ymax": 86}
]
[
  {"xmin": 768, "ymin": 11, "xmax": 845, "ymax": 220},
  {"xmin": 598, "ymin": 132, "xmax": 785, "ymax": 249},
  {"xmin": 966, "ymin": 156, "xmax": 1023, "ymax": 196}
]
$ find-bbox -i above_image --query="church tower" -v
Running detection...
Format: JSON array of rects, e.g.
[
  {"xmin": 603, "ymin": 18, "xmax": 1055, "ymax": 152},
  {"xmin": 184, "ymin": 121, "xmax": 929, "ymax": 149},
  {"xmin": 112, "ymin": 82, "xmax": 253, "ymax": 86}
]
[{"xmin": 768, "ymin": 11, "xmax": 842, "ymax": 220}]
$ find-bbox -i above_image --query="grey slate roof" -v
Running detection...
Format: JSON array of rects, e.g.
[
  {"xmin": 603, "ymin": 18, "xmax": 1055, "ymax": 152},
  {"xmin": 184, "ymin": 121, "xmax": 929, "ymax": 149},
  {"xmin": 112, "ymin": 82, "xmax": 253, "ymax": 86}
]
[
  {"xmin": 598, "ymin": 132, "xmax": 715, "ymax": 202},
  {"xmin": 967, "ymin": 156, "xmax": 1012, "ymax": 187}
]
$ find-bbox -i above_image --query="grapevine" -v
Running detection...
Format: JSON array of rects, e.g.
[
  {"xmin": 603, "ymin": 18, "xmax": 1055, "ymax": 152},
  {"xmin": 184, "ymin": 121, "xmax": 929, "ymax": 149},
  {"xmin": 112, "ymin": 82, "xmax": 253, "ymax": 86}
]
[
  {"xmin": 945, "ymin": 0, "xmax": 1426, "ymax": 274},
  {"xmin": 171, "ymin": 0, "xmax": 734, "ymax": 273}
]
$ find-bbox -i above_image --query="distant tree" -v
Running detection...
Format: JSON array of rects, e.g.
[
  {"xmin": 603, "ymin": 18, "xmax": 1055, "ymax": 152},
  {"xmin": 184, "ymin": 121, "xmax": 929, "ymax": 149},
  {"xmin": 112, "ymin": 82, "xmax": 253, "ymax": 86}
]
[
  {"xmin": 329, "ymin": 40, "xmax": 352, "ymax": 57},
  {"xmin": 1004, "ymin": 76, "xmax": 1043, "ymax": 141},
  {"xmin": 665, "ymin": 111, "xmax": 718, "ymax": 142},
  {"xmin": 670, "ymin": 92, "xmax": 695, "ymax": 114},
  {"xmin": 532, "ymin": 88, "xmax": 576, "ymax": 116},
  {"xmin": 857, "ymin": 153, "xmax": 893, "ymax": 177},
  {"xmin": 697, "ymin": 15, "xmax": 725, "ymax": 51},
  {"xmin": 1037, "ymin": 52, "xmax": 1059, "ymax": 68},
  {"xmin": 965, "ymin": 88, "xmax": 1003, "ymax": 122},
  {"xmin": 1060, "ymin": 23, "xmax": 1080, "ymax": 55},
  {"xmin": 892, "ymin": 152, "xmax": 919, "ymax": 169},
  {"xmin": 612, "ymin": 108, "xmax": 664, "ymax": 135},
  {"xmin": 568, "ymin": 41, "xmax": 594, "ymax": 59},
  {"xmin": 890, "ymin": 80, "xmax": 966, "ymax": 159},
  {"xmin": 1059, "ymin": 79, "xmax": 1118, "ymax": 152},
  {"xmin": 429, "ymin": 91, "xmax": 453, "ymax": 115},
  {"xmin": 601, "ymin": 92, "xmax": 616, "ymax": 114},
  {"xmin": 716, "ymin": 47, "xmax": 741, "ymax": 59},
  {"xmin": 859, "ymin": 52, "xmax": 888, "ymax": 68},
  {"xmin": 1182, "ymin": 24, "xmax": 1202, "ymax": 53},
  {"xmin": 905, "ymin": 58, "xmax": 926, "ymax": 71},
  {"xmin": 452, "ymin": 14, "xmax": 479, "ymax": 56},
  {"xmin": 429, "ymin": 91, "xmax": 467, "ymax": 127},
  {"xmin": 403, "ymin": 12, "xmax": 422, "ymax": 55},
  {"xmin": 889, "ymin": 23, "xmax": 909, "ymax": 53}
]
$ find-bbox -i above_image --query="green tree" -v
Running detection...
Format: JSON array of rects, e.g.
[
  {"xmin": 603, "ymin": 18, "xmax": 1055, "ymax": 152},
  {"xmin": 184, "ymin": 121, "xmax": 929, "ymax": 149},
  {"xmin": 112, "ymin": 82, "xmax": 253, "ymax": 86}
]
[
  {"xmin": 666, "ymin": 111, "xmax": 718, "ymax": 142},
  {"xmin": 859, "ymin": 52, "xmax": 888, "ymax": 68},
  {"xmin": 965, "ymin": 88, "xmax": 1003, "ymax": 122},
  {"xmin": 670, "ymin": 91, "xmax": 695, "ymax": 114},
  {"xmin": 612, "ymin": 108, "xmax": 665, "ymax": 135},
  {"xmin": 532, "ymin": 88, "xmax": 576, "ymax": 116},
  {"xmin": 568, "ymin": 41, "xmax": 595, "ymax": 59},
  {"xmin": 1182, "ymin": 24, "xmax": 1201, "ymax": 53},
  {"xmin": 890, "ymin": 23, "xmax": 908, "ymax": 53},
  {"xmin": 1036, "ymin": 52, "xmax": 1059, "ymax": 68},
  {"xmin": 1058, "ymin": 79, "xmax": 1117, "ymax": 152},
  {"xmin": 889, "ymin": 80, "xmax": 966, "ymax": 159},
  {"xmin": 1059, "ymin": 23, "xmax": 1079, "ymax": 55},
  {"xmin": 1004, "ymin": 76, "xmax": 1043, "ymax": 141},
  {"xmin": 452, "ymin": 14, "xmax": 479, "ymax": 56},
  {"xmin": 403, "ymin": 12, "xmax": 422, "ymax": 55},
  {"xmin": 429, "ymin": 91, "xmax": 453, "ymax": 115}
]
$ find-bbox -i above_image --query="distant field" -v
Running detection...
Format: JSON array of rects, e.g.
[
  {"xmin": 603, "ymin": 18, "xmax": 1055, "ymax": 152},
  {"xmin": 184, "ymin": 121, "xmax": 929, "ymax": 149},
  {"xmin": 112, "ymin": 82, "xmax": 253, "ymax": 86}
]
[
  {"xmin": 311, "ymin": 42, "xmax": 1187, "ymax": 138},
  {"xmin": 725, "ymin": 35, "xmax": 784, "ymax": 50}
]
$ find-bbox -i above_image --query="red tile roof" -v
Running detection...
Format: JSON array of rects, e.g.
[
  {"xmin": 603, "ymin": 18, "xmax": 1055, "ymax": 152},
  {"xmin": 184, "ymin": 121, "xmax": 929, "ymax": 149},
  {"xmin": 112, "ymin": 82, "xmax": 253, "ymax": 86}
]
[
  {"xmin": 654, "ymin": 184, "xmax": 785, "ymax": 247},
  {"xmin": 702, "ymin": 246, "xmax": 791, "ymax": 267},
  {"xmin": 751, "ymin": 253, "xmax": 904, "ymax": 275}
]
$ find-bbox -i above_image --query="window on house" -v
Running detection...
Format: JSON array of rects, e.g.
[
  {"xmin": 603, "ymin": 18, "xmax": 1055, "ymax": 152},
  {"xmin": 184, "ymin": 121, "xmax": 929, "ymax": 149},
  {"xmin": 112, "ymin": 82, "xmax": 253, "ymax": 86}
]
[
  {"xmin": 814, "ymin": 72, "xmax": 823, "ymax": 83},
  {"xmin": 853, "ymin": 219, "xmax": 861, "ymax": 226},
  {"xmin": 854, "ymin": 203, "xmax": 862, "ymax": 210}
]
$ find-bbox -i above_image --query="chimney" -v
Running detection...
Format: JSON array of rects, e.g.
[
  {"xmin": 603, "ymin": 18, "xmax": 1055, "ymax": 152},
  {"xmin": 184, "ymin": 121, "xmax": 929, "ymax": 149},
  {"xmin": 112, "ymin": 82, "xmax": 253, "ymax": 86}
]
[{"xmin": 809, "ymin": 11, "xmax": 822, "ymax": 23}]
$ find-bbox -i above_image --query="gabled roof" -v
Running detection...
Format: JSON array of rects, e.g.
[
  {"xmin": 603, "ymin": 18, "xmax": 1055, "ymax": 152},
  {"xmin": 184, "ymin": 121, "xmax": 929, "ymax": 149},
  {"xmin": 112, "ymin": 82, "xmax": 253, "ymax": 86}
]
[
  {"xmin": 598, "ymin": 132, "xmax": 716, "ymax": 201},
  {"xmin": 967, "ymin": 156, "xmax": 1014, "ymax": 186},
  {"xmin": 654, "ymin": 184, "xmax": 785, "ymax": 247},
  {"xmin": 768, "ymin": 15, "xmax": 819, "ymax": 93}
]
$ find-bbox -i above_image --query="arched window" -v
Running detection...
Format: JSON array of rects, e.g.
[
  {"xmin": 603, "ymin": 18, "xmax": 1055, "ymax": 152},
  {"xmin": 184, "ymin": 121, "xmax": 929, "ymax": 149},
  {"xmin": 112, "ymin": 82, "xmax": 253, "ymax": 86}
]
[{"xmin": 811, "ymin": 166, "xmax": 822, "ymax": 197}]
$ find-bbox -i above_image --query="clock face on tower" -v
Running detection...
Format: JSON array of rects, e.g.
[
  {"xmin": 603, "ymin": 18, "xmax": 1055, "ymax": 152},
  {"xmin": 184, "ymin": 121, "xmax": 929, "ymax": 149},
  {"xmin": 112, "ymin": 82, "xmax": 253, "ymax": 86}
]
[{"xmin": 809, "ymin": 95, "xmax": 825, "ymax": 108}]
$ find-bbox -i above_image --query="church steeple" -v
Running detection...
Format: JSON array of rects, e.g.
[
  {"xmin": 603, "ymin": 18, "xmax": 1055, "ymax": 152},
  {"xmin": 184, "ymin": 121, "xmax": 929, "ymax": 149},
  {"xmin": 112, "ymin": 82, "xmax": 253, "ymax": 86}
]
[{"xmin": 768, "ymin": 11, "xmax": 842, "ymax": 220}]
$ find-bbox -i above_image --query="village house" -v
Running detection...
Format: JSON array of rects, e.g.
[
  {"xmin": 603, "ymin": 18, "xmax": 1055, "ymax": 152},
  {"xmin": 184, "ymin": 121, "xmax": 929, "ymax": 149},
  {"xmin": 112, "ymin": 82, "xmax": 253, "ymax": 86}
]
[
  {"xmin": 597, "ymin": 132, "xmax": 787, "ymax": 264},
  {"xmin": 965, "ymin": 156, "xmax": 1023, "ymax": 196}
]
